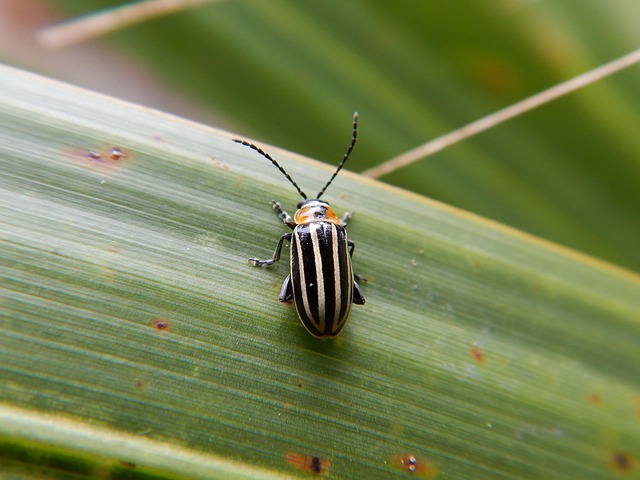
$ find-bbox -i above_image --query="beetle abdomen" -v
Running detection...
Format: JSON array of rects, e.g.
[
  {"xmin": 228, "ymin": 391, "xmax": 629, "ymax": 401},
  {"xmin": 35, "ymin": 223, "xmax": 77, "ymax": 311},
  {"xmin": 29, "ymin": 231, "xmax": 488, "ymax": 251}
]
[{"xmin": 291, "ymin": 222, "xmax": 353, "ymax": 337}]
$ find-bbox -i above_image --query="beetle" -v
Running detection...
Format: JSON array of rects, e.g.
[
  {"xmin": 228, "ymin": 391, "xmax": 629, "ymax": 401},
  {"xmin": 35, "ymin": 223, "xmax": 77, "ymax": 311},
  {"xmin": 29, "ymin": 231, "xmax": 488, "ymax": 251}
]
[{"xmin": 232, "ymin": 113, "xmax": 365, "ymax": 338}]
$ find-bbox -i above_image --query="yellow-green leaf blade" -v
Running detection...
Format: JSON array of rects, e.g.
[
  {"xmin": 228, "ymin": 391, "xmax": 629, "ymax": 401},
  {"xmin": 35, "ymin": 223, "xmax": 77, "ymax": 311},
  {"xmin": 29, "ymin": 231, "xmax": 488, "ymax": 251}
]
[{"xmin": 1, "ymin": 64, "xmax": 639, "ymax": 479}]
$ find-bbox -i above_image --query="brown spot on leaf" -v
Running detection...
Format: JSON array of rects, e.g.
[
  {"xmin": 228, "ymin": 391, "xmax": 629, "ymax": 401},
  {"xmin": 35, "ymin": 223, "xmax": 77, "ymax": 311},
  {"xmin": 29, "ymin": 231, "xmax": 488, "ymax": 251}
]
[
  {"xmin": 65, "ymin": 145, "xmax": 132, "ymax": 172},
  {"xmin": 286, "ymin": 452, "xmax": 329, "ymax": 474},
  {"xmin": 391, "ymin": 453, "xmax": 437, "ymax": 476},
  {"xmin": 150, "ymin": 317, "xmax": 171, "ymax": 331},
  {"xmin": 611, "ymin": 451, "xmax": 635, "ymax": 474},
  {"xmin": 587, "ymin": 394, "xmax": 603, "ymax": 406},
  {"xmin": 470, "ymin": 346, "xmax": 485, "ymax": 363},
  {"xmin": 108, "ymin": 146, "xmax": 127, "ymax": 160}
]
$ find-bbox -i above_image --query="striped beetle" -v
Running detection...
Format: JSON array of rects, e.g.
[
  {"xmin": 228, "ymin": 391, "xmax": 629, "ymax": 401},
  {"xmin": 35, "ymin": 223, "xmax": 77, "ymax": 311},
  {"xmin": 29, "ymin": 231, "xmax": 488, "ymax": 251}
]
[{"xmin": 233, "ymin": 113, "xmax": 365, "ymax": 338}]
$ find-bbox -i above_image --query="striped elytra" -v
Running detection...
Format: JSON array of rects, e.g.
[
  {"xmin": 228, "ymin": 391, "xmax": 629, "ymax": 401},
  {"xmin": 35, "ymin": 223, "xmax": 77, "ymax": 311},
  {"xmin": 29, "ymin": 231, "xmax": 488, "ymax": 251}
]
[
  {"xmin": 233, "ymin": 113, "xmax": 365, "ymax": 338},
  {"xmin": 291, "ymin": 221, "xmax": 353, "ymax": 337}
]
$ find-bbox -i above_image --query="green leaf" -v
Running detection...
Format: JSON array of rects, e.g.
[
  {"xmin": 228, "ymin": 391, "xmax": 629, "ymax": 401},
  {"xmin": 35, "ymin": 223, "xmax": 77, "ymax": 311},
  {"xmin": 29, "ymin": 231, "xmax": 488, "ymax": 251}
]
[{"xmin": 1, "ymin": 64, "xmax": 639, "ymax": 479}]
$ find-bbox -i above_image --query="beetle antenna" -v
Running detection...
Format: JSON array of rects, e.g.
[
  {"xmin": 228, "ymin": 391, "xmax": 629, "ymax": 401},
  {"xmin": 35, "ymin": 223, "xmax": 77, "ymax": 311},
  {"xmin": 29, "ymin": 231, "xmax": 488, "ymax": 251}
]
[
  {"xmin": 233, "ymin": 139, "xmax": 307, "ymax": 199},
  {"xmin": 316, "ymin": 112, "xmax": 358, "ymax": 199}
]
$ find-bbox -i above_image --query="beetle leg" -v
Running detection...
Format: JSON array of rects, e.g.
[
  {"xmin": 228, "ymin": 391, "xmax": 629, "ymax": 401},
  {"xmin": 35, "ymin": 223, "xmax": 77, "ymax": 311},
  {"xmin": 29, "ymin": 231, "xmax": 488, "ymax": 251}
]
[
  {"xmin": 271, "ymin": 200, "xmax": 296, "ymax": 229},
  {"xmin": 340, "ymin": 211, "xmax": 352, "ymax": 227},
  {"xmin": 347, "ymin": 239, "xmax": 355, "ymax": 258},
  {"xmin": 278, "ymin": 274, "xmax": 294, "ymax": 303},
  {"xmin": 346, "ymin": 239, "xmax": 367, "ymax": 298},
  {"xmin": 353, "ymin": 281, "xmax": 366, "ymax": 305},
  {"xmin": 249, "ymin": 233, "xmax": 292, "ymax": 266}
]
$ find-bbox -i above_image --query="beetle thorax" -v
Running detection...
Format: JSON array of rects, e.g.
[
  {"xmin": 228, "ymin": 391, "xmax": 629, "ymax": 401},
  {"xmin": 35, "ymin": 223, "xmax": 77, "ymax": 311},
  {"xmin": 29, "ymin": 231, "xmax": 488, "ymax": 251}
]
[{"xmin": 294, "ymin": 200, "xmax": 340, "ymax": 225}]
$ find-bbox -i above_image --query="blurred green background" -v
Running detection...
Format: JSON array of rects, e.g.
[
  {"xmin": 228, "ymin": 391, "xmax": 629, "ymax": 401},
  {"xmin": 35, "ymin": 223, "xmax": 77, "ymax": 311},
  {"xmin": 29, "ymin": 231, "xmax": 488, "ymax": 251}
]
[{"xmin": 4, "ymin": 0, "xmax": 640, "ymax": 272}]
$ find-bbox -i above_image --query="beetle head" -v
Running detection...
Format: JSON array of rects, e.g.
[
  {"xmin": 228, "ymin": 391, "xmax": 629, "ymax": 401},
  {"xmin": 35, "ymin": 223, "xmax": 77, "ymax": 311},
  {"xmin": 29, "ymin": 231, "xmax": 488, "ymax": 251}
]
[{"xmin": 294, "ymin": 200, "xmax": 340, "ymax": 225}]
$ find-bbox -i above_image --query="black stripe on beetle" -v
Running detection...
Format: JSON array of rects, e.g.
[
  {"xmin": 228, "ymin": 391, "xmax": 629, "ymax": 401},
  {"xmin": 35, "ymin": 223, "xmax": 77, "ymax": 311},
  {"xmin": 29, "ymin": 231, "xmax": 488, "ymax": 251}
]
[{"xmin": 233, "ymin": 113, "xmax": 365, "ymax": 338}]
